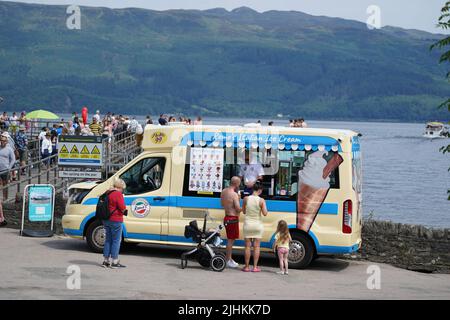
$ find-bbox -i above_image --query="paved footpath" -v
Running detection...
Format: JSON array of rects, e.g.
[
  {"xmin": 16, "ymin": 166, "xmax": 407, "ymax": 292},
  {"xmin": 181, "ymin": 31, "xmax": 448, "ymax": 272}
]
[{"xmin": 1, "ymin": 228, "xmax": 449, "ymax": 300}]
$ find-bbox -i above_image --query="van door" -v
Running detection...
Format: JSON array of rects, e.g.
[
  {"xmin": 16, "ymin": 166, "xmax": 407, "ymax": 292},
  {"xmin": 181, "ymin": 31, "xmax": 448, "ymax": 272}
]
[{"xmin": 119, "ymin": 153, "xmax": 170, "ymax": 242}]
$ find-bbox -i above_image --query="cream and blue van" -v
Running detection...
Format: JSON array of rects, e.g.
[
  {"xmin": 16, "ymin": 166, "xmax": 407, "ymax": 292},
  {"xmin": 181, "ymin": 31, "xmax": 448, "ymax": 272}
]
[{"xmin": 62, "ymin": 124, "xmax": 362, "ymax": 268}]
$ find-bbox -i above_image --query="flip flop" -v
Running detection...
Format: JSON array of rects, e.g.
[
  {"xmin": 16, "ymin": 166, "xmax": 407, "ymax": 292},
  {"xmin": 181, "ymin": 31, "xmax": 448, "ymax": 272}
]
[
  {"xmin": 252, "ymin": 267, "xmax": 261, "ymax": 272},
  {"xmin": 242, "ymin": 267, "xmax": 251, "ymax": 272}
]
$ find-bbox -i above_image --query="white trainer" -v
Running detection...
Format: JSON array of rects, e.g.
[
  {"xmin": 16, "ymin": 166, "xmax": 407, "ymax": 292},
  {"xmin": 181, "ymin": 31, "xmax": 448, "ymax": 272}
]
[{"xmin": 227, "ymin": 260, "xmax": 239, "ymax": 268}]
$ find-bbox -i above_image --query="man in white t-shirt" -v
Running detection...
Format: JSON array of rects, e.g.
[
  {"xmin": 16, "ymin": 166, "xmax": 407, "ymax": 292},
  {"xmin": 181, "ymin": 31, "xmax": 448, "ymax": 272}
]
[
  {"xmin": 38, "ymin": 127, "xmax": 48, "ymax": 141},
  {"xmin": 93, "ymin": 110, "xmax": 101, "ymax": 122},
  {"xmin": 238, "ymin": 160, "xmax": 264, "ymax": 196}
]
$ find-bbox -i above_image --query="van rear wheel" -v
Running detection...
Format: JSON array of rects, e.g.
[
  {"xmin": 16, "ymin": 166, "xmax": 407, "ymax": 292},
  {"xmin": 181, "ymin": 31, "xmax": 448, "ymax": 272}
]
[
  {"xmin": 86, "ymin": 219, "xmax": 105, "ymax": 253},
  {"xmin": 288, "ymin": 233, "xmax": 315, "ymax": 269}
]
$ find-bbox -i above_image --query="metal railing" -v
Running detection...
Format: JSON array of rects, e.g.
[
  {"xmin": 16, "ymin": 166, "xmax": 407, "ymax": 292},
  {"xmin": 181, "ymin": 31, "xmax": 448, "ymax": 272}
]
[
  {"xmin": 0, "ymin": 154, "xmax": 64, "ymax": 203},
  {"xmin": 103, "ymin": 130, "xmax": 142, "ymax": 178}
]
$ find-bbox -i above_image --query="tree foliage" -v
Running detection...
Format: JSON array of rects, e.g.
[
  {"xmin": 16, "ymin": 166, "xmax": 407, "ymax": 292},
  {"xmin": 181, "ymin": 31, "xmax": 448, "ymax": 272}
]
[{"xmin": 430, "ymin": 1, "xmax": 450, "ymax": 199}]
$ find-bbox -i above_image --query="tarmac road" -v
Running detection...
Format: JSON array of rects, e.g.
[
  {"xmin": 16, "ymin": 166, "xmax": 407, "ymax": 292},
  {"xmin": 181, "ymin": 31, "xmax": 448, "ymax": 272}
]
[{"xmin": 0, "ymin": 228, "xmax": 449, "ymax": 300}]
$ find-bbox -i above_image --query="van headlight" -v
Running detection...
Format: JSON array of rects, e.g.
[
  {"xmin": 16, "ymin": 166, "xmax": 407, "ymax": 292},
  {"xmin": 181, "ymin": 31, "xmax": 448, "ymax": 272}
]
[{"xmin": 68, "ymin": 189, "xmax": 90, "ymax": 205}]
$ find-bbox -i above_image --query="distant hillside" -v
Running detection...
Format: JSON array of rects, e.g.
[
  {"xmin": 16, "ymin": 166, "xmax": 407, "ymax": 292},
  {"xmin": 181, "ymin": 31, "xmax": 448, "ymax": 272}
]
[{"xmin": 0, "ymin": 1, "xmax": 448, "ymax": 121}]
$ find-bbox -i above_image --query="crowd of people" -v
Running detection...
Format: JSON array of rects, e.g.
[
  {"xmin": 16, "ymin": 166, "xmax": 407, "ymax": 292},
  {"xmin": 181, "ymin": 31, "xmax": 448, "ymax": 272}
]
[
  {"xmin": 156, "ymin": 114, "xmax": 203, "ymax": 126},
  {"xmin": 0, "ymin": 111, "xmax": 31, "ymax": 133},
  {"xmin": 289, "ymin": 118, "xmax": 308, "ymax": 128}
]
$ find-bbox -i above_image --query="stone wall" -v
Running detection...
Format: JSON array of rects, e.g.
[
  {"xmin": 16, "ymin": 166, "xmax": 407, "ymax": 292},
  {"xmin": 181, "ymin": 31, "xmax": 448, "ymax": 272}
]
[
  {"xmin": 3, "ymin": 196, "xmax": 450, "ymax": 273},
  {"xmin": 349, "ymin": 219, "xmax": 450, "ymax": 274}
]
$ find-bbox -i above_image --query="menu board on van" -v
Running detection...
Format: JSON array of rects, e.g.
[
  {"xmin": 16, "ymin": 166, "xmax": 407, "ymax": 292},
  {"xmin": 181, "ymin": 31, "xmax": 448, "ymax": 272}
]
[{"xmin": 189, "ymin": 148, "xmax": 224, "ymax": 193}]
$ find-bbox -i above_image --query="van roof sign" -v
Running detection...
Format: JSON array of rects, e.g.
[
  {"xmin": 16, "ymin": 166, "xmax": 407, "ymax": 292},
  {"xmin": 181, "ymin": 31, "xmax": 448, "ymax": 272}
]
[
  {"xmin": 142, "ymin": 125, "xmax": 358, "ymax": 152},
  {"xmin": 180, "ymin": 131, "xmax": 341, "ymax": 151}
]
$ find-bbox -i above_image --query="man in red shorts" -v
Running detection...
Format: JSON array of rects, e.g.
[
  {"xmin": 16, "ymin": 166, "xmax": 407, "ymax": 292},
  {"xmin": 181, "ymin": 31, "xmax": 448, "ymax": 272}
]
[{"xmin": 220, "ymin": 176, "xmax": 242, "ymax": 268}]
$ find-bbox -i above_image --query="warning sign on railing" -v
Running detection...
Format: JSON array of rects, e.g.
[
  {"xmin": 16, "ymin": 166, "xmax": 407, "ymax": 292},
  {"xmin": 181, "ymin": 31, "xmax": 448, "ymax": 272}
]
[{"xmin": 58, "ymin": 136, "xmax": 103, "ymax": 179}]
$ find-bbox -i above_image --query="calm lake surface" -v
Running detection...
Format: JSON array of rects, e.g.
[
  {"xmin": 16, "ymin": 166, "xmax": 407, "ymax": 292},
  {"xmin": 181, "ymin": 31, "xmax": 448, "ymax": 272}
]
[{"xmin": 59, "ymin": 114, "xmax": 450, "ymax": 227}]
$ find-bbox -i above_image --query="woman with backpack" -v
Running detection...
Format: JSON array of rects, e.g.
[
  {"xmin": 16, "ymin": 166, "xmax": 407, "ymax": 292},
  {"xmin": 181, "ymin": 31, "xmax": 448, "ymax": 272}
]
[{"xmin": 102, "ymin": 178, "xmax": 128, "ymax": 269}]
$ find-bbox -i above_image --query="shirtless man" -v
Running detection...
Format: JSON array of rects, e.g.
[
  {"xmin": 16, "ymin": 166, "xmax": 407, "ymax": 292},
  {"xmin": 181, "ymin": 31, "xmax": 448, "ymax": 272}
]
[{"xmin": 220, "ymin": 176, "xmax": 242, "ymax": 268}]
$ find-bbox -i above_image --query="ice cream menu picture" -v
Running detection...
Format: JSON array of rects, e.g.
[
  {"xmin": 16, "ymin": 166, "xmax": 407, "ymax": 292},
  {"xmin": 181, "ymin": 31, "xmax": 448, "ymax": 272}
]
[
  {"xmin": 189, "ymin": 148, "xmax": 224, "ymax": 193},
  {"xmin": 297, "ymin": 151, "xmax": 344, "ymax": 232}
]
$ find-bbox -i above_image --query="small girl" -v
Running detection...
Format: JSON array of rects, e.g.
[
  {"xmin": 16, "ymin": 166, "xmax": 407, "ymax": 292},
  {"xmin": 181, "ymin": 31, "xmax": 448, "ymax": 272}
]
[{"xmin": 273, "ymin": 220, "xmax": 292, "ymax": 275}]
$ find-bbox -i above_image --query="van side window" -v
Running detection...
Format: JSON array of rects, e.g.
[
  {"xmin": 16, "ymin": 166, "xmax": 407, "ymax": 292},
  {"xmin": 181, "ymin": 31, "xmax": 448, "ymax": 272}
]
[
  {"xmin": 120, "ymin": 157, "xmax": 166, "ymax": 195},
  {"xmin": 221, "ymin": 149, "xmax": 340, "ymax": 201},
  {"xmin": 182, "ymin": 147, "xmax": 340, "ymax": 200}
]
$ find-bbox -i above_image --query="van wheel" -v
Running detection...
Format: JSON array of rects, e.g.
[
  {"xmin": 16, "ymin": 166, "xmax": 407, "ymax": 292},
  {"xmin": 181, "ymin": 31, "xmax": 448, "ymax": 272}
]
[
  {"xmin": 288, "ymin": 232, "xmax": 315, "ymax": 269},
  {"xmin": 86, "ymin": 220, "xmax": 105, "ymax": 253}
]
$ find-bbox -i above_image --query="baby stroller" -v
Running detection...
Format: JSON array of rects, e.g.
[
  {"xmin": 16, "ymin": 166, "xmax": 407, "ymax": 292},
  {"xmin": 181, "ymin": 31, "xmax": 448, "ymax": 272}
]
[{"xmin": 181, "ymin": 212, "xmax": 230, "ymax": 272}]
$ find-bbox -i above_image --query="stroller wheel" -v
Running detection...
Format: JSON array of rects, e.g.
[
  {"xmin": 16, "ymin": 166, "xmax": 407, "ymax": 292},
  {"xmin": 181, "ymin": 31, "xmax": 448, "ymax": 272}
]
[
  {"xmin": 210, "ymin": 253, "xmax": 226, "ymax": 272},
  {"xmin": 181, "ymin": 258, "xmax": 188, "ymax": 269}
]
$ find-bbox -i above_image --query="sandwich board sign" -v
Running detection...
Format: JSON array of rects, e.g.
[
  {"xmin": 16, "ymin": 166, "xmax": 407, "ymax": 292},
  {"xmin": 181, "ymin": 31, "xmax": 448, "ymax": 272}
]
[
  {"xmin": 58, "ymin": 135, "xmax": 103, "ymax": 179},
  {"xmin": 21, "ymin": 184, "xmax": 55, "ymax": 237}
]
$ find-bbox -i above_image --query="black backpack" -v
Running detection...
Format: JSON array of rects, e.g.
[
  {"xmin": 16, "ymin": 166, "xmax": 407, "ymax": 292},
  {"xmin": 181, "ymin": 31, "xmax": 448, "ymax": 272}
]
[{"xmin": 95, "ymin": 190, "xmax": 115, "ymax": 221}]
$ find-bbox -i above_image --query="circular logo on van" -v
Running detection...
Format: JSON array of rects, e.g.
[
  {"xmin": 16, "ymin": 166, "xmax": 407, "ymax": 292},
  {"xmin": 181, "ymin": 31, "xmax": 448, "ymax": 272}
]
[
  {"xmin": 131, "ymin": 198, "xmax": 150, "ymax": 218},
  {"xmin": 151, "ymin": 132, "xmax": 167, "ymax": 144}
]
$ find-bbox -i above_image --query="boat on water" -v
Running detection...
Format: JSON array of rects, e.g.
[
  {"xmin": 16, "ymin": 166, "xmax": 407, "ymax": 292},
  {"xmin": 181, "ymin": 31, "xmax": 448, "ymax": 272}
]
[{"xmin": 423, "ymin": 121, "xmax": 448, "ymax": 139}]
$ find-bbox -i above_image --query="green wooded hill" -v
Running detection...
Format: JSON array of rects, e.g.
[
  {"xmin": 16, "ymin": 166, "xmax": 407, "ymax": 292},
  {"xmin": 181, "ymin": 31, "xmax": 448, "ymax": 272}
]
[{"xmin": 0, "ymin": 1, "xmax": 448, "ymax": 121}]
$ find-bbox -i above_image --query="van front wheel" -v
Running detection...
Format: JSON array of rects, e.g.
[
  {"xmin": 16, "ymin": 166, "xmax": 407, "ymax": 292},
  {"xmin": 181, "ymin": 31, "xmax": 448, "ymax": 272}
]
[
  {"xmin": 288, "ymin": 233, "xmax": 315, "ymax": 269},
  {"xmin": 86, "ymin": 219, "xmax": 105, "ymax": 253}
]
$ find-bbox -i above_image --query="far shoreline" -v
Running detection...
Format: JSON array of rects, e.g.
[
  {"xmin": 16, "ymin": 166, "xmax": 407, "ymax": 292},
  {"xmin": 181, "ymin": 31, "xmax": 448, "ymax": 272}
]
[{"xmin": 3, "ymin": 110, "xmax": 447, "ymax": 125}]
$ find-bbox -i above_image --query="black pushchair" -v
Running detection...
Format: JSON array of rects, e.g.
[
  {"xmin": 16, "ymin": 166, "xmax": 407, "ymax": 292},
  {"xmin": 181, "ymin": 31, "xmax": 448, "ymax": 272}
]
[{"xmin": 181, "ymin": 212, "xmax": 232, "ymax": 272}]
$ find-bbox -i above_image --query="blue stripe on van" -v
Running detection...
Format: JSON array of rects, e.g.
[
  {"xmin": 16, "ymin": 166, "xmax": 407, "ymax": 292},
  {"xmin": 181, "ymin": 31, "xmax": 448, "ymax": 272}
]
[
  {"xmin": 63, "ymin": 228, "xmax": 83, "ymax": 236},
  {"xmin": 64, "ymin": 221, "xmax": 358, "ymax": 254},
  {"xmin": 82, "ymin": 196, "xmax": 339, "ymax": 215}
]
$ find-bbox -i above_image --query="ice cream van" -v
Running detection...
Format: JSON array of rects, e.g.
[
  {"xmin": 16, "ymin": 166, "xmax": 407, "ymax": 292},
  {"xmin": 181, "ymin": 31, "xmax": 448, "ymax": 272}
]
[{"xmin": 62, "ymin": 124, "xmax": 362, "ymax": 269}]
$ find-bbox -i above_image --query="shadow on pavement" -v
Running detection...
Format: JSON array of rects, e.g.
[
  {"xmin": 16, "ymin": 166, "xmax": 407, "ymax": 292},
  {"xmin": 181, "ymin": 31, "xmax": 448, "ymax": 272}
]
[
  {"xmin": 67, "ymin": 259, "xmax": 102, "ymax": 267},
  {"xmin": 41, "ymin": 238, "xmax": 92, "ymax": 253},
  {"xmin": 40, "ymin": 238, "xmax": 350, "ymax": 272}
]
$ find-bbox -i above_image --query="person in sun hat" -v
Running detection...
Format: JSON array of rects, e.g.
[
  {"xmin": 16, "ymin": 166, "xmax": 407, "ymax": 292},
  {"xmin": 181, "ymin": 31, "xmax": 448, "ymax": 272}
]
[{"xmin": 1, "ymin": 131, "xmax": 18, "ymax": 181}]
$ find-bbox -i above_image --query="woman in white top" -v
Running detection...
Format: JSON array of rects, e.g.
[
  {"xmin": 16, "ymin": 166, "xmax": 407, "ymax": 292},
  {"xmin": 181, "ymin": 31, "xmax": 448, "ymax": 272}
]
[
  {"xmin": 242, "ymin": 181, "xmax": 268, "ymax": 272},
  {"xmin": 41, "ymin": 132, "xmax": 52, "ymax": 166}
]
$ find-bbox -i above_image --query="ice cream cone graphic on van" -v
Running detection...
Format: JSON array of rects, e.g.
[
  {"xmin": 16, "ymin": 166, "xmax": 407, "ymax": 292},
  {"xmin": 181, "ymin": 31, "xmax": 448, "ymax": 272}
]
[{"xmin": 297, "ymin": 151, "xmax": 343, "ymax": 232}]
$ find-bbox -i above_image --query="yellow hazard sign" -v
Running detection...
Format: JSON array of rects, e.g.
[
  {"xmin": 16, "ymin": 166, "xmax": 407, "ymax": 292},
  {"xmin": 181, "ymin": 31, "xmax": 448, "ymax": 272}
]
[
  {"xmin": 70, "ymin": 145, "xmax": 79, "ymax": 159},
  {"xmin": 80, "ymin": 145, "xmax": 90, "ymax": 159},
  {"xmin": 91, "ymin": 145, "xmax": 101, "ymax": 159},
  {"xmin": 59, "ymin": 144, "xmax": 69, "ymax": 159},
  {"xmin": 91, "ymin": 145, "xmax": 100, "ymax": 154}
]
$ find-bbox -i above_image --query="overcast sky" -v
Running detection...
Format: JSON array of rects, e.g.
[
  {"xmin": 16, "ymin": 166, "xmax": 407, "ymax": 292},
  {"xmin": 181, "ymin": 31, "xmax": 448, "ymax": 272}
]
[{"xmin": 5, "ymin": 0, "xmax": 449, "ymax": 34}]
